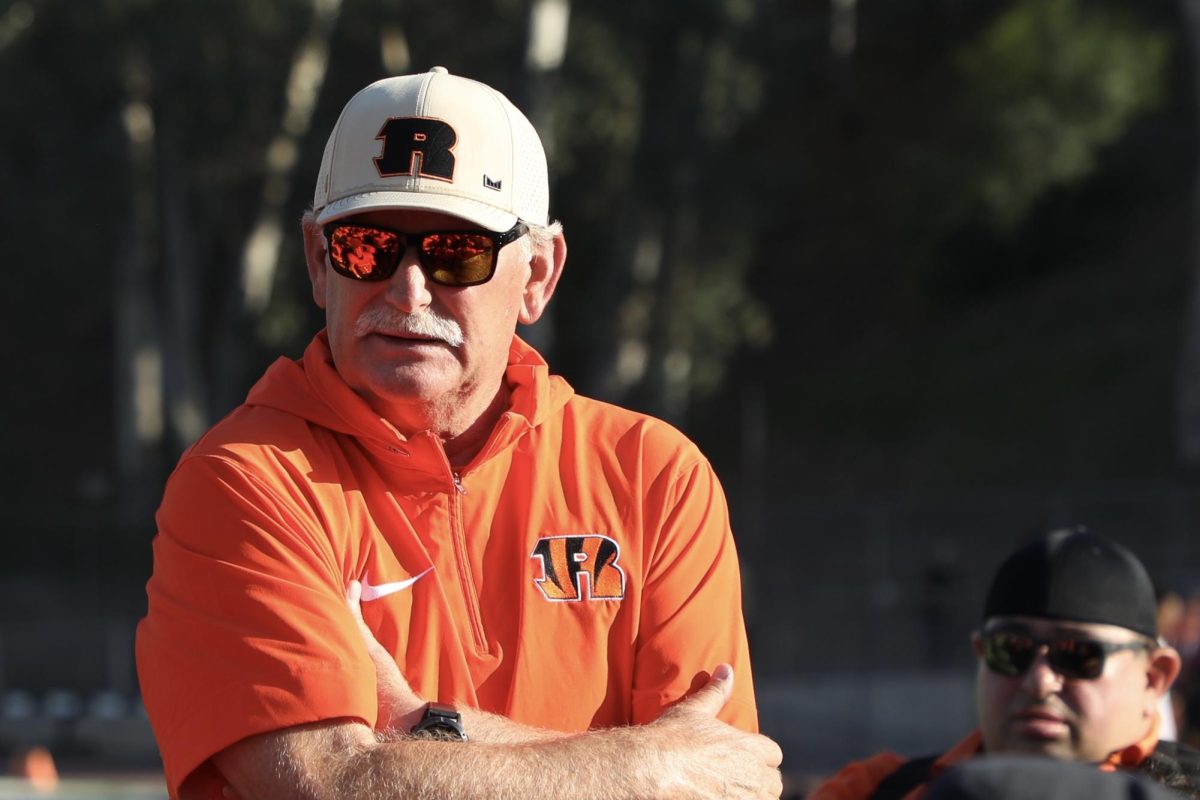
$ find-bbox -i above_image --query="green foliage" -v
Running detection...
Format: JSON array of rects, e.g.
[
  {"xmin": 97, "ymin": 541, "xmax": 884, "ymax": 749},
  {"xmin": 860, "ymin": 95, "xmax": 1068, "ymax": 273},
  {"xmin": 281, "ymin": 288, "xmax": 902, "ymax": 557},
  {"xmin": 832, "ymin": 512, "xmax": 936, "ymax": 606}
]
[
  {"xmin": 0, "ymin": 0, "xmax": 1191, "ymax": 531},
  {"xmin": 549, "ymin": 0, "xmax": 775, "ymax": 410},
  {"xmin": 956, "ymin": 0, "xmax": 1170, "ymax": 232},
  {"xmin": 686, "ymin": 247, "xmax": 774, "ymax": 394}
]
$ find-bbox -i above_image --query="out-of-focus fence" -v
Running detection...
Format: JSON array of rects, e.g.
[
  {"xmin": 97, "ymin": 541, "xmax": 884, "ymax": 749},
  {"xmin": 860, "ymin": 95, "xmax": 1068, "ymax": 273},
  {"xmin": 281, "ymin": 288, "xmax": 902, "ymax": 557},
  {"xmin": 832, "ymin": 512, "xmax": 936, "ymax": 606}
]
[
  {"xmin": 743, "ymin": 481, "xmax": 1200, "ymax": 785},
  {"xmin": 0, "ymin": 617, "xmax": 156, "ymax": 774},
  {"xmin": 0, "ymin": 481, "xmax": 1197, "ymax": 783},
  {"xmin": 742, "ymin": 481, "xmax": 1200, "ymax": 677},
  {"xmin": 0, "ymin": 776, "xmax": 166, "ymax": 799}
]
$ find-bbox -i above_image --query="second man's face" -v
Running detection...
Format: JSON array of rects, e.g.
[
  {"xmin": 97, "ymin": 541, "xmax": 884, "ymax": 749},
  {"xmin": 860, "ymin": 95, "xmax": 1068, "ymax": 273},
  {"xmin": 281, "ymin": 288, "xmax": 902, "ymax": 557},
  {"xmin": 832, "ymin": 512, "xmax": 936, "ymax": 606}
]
[{"xmin": 974, "ymin": 616, "xmax": 1160, "ymax": 762}]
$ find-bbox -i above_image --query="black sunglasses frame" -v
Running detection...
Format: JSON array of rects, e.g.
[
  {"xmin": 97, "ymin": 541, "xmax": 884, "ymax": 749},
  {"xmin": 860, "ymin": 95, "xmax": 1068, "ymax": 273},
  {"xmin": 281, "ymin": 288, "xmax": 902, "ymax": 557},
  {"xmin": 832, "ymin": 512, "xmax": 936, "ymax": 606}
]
[
  {"xmin": 980, "ymin": 629, "xmax": 1154, "ymax": 681},
  {"xmin": 323, "ymin": 220, "xmax": 530, "ymax": 287}
]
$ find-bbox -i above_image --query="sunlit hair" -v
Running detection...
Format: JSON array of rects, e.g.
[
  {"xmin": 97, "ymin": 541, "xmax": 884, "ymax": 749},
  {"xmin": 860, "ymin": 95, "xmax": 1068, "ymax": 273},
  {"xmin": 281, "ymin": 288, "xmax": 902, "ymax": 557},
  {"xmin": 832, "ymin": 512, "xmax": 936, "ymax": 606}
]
[
  {"xmin": 523, "ymin": 218, "xmax": 562, "ymax": 253},
  {"xmin": 300, "ymin": 208, "xmax": 561, "ymax": 262}
]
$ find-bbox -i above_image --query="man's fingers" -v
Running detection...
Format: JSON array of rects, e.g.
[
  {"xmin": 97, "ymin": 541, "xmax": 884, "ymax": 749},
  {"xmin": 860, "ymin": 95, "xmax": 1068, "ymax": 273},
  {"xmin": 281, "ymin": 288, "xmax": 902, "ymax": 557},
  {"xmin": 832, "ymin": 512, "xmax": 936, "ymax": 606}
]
[
  {"xmin": 346, "ymin": 579, "xmax": 364, "ymax": 618},
  {"xmin": 346, "ymin": 579, "xmax": 383, "ymax": 649},
  {"xmin": 767, "ymin": 767, "xmax": 784, "ymax": 798},
  {"xmin": 762, "ymin": 736, "xmax": 784, "ymax": 768},
  {"xmin": 346, "ymin": 579, "xmax": 398, "ymax": 675},
  {"xmin": 345, "ymin": 579, "xmax": 425, "ymax": 731},
  {"xmin": 346, "ymin": 580, "xmax": 390, "ymax": 658},
  {"xmin": 671, "ymin": 664, "xmax": 734, "ymax": 718},
  {"xmin": 711, "ymin": 663, "xmax": 734, "ymax": 692}
]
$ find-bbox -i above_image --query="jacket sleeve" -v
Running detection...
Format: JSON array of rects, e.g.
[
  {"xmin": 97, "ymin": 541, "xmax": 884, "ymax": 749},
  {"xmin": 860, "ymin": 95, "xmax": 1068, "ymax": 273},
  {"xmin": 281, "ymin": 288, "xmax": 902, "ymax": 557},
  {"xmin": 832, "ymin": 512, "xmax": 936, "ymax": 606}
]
[
  {"xmin": 135, "ymin": 454, "xmax": 377, "ymax": 799},
  {"xmin": 631, "ymin": 453, "xmax": 759, "ymax": 731},
  {"xmin": 808, "ymin": 752, "xmax": 908, "ymax": 800}
]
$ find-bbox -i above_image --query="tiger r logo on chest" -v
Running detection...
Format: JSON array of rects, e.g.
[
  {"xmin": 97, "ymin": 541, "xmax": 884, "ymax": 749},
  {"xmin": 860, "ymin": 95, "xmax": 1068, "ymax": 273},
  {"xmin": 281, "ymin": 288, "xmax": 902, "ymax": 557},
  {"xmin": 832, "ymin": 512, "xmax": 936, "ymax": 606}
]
[{"xmin": 530, "ymin": 535, "xmax": 626, "ymax": 602}]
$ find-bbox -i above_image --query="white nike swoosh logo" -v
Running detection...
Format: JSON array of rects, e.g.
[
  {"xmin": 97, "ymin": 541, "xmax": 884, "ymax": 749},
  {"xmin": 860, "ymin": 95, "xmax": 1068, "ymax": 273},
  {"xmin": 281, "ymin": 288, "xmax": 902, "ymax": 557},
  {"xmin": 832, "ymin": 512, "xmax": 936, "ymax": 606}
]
[{"xmin": 360, "ymin": 567, "xmax": 433, "ymax": 601}]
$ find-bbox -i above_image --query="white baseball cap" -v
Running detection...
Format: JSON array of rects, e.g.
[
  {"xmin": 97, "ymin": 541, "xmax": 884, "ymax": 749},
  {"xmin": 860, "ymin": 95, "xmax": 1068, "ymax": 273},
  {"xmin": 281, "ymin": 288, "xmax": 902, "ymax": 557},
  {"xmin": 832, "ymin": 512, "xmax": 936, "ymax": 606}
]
[{"xmin": 313, "ymin": 66, "xmax": 549, "ymax": 231}]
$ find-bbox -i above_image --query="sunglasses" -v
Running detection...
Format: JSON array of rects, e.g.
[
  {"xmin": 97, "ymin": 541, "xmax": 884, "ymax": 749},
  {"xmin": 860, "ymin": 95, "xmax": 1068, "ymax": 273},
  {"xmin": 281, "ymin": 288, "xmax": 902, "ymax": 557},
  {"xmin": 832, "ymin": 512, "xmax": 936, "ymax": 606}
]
[
  {"xmin": 980, "ymin": 630, "xmax": 1153, "ymax": 681},
  {"xmin": 323, "ymin": 220, "xmax": 529, "ymax": 287}
]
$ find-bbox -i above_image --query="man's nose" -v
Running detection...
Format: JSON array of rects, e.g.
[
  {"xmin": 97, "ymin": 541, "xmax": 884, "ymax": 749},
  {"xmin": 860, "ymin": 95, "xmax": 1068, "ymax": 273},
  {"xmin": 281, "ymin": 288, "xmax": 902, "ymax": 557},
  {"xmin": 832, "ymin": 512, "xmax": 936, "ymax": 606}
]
[
  {"xmin": 384, "ymin": 254, "xmax": 433, "ymax": 313},
  {"xmin": 1020, "ymin": 651, "xmax": 1064, "ymax": 698}
]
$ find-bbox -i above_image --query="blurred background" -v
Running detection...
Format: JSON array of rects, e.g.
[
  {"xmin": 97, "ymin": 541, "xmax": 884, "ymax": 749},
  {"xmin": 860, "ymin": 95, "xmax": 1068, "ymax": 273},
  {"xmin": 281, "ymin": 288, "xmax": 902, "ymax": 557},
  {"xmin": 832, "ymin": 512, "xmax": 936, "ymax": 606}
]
[{"xmin": 4, "ymin": 0, "xmax": 1200, "ymax": 795}]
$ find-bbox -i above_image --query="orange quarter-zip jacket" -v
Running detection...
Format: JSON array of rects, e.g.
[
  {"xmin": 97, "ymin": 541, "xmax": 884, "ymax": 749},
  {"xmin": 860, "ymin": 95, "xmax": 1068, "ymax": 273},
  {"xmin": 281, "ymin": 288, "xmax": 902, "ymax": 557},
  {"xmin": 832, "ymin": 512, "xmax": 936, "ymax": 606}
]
[{"xmin": 135, "ymin": 332, "xmax": 757, "ymax": 798}]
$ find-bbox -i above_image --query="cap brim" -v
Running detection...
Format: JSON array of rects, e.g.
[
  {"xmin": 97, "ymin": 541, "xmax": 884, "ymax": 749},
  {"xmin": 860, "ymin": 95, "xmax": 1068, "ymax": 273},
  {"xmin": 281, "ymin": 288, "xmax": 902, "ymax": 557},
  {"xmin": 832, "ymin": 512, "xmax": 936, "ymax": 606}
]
[{"xmin": 315, "ymin": 191, "xmax": 519, "ymax": 232}]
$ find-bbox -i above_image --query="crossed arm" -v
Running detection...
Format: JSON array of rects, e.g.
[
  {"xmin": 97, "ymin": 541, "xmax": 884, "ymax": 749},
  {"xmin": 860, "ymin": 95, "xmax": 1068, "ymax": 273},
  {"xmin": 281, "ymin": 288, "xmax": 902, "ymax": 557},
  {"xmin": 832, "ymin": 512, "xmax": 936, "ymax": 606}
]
[{"xmin": 213, "ymin": 582, "xmax": 784, "ymax": 800}]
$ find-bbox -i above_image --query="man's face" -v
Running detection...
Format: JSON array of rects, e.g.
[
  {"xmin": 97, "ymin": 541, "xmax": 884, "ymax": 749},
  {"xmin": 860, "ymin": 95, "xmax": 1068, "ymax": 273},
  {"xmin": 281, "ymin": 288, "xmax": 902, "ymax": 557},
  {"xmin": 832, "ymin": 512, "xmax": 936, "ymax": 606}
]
[
  {"xmin": 975, "ymin": 616, "xmax": 1167, "ymax": 762},
  {"xmin": 306, "ymin": 209, "xmax": 533, "ymax": 422}
]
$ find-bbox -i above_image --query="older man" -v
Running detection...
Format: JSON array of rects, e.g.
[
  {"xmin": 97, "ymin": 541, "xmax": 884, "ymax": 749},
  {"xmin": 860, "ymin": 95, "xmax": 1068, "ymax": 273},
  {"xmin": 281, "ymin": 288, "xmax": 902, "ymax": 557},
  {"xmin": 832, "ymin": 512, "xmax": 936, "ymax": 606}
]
[
  {"xmin": 811, "ymin": 529, "xmax": 1200, "ymax": 800},
  {"xmin": 135, "ymin": 67, "xmax": 781, "ymax": 800}
]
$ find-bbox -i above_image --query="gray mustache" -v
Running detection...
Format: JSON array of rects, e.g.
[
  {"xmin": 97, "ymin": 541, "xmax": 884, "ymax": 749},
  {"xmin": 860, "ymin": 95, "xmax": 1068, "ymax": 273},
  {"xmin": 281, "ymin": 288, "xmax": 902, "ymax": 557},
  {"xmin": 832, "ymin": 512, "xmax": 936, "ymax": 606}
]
[{"xmin": 353, "ymin": 307, "xmax": 464, "ymax": 348}]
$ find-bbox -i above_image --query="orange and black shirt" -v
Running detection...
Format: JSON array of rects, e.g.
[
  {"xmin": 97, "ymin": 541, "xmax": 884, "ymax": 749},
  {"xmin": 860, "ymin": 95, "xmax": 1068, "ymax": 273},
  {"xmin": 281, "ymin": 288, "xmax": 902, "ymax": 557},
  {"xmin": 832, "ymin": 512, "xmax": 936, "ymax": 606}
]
[{"xmin": 135, "ymin": 332, "xmax": 757, "ymax": 799}]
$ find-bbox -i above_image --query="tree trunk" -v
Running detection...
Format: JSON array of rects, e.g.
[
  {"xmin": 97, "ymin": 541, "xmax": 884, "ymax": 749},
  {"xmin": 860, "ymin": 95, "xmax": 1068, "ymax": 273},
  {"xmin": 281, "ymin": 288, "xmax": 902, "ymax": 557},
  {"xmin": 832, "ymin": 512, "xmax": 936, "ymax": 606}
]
[
  {"xmin": 516, "ymin": 0, "xmax": 570, "ymax": 359},
  {"xmin": 159, "ymin": 113, "xmax": 209, "ymax": 458},
  {"xmin": 1175, "ymin": 0, "xmax": 1200, "ymax": 466},
  {"xmin": 113, "ymin": 52, "xmax": 163, "ymax": 531},
  {"xmin": 214, "ymin": 0, "xmax": 342, "ymax": 413},
  {"xmin": 830, "ymin": 0, "xmax": 858, "ymax": 109},
  {"xmin": 627, "ymin": 20, "xmax": 707, "ymax": 425}
]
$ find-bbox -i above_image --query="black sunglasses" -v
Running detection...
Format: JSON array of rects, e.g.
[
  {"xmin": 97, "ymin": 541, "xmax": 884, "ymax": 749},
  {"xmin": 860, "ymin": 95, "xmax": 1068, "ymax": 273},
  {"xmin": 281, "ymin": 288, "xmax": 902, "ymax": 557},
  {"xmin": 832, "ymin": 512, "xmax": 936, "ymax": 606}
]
[
  {"xmin": 980, "ymin": 629, "xmax": 1154, "ymax": 681},
  {"xmin": 323, "ymin": 220, "xmax": 529, "ymax": 287}
]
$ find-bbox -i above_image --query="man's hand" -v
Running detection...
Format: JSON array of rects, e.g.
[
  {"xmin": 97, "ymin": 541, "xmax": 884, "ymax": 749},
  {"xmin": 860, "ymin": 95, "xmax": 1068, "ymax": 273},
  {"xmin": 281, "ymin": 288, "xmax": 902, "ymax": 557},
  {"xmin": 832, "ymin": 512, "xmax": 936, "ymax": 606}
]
[
  {"xmin": 642, "ymin": 664, "xmax": 784, "ymax": 799},
  {"xmin": 348, "ymin": 581, "xmax": 564, "ymax": 745},
  {"xmin": 217, "ymin": 644, "xmax": 782, "ymax": 800},
  {"xmin": 344, "ymin": 582, "xmax": 781, "ymax": 797},
  {"xmin": 346, "ymin": 580, "xmax": 426, "ymax": 733}
]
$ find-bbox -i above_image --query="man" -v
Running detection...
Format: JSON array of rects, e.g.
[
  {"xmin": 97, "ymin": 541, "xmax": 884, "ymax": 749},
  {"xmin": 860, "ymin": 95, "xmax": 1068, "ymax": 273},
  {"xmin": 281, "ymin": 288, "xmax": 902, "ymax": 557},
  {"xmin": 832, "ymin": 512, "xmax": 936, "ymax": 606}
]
[
  {"xmin": 811, "ymin": 529, "xmax": 1200, "ymax": 800},
  {"xmin": 134, "ymin": 66, "xmax": 781, "ymax": 800}
]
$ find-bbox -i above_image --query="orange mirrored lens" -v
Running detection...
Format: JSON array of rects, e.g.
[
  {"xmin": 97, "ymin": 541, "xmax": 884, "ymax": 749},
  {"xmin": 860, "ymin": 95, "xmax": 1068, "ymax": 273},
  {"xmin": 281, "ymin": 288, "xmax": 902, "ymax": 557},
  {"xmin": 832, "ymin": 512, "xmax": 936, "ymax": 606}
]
[
  {"xmin": 330, "ymin": 225, "xmax": 401, "ymax": 279},
  {"xmin": 327, "ymin": 225, "xmax": 501, "ymax": 285},
  {"xmin": 422, "ymin": 233, "xmax": 496, "ymax": 284}
]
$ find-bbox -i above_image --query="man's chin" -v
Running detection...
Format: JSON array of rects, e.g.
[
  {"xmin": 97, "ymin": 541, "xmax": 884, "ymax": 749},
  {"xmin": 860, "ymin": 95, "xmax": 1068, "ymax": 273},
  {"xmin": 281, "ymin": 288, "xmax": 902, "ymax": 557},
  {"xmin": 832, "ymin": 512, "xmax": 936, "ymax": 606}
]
[
  {"xmin": 1000, "ymin": 736, "xmax": 1078, "ymax": 761},
  {"xmin": 352, "ymin": 368, "xmax": 463, "ymax": 409}
]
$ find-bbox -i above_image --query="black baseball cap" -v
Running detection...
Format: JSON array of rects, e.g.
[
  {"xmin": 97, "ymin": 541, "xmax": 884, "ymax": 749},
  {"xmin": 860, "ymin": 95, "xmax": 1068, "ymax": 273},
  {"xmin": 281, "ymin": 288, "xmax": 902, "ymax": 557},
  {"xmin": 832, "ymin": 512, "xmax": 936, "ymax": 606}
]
[{"xmin": 982, "ymin": 528, "xmax": 1158, "ymax": 639}]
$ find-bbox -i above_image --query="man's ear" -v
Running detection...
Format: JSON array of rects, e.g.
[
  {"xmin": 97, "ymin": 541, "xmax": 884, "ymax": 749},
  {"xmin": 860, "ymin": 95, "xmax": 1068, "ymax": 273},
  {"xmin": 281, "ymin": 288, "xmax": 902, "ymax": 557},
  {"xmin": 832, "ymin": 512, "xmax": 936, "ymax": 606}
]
[
  {"xmin": 518, "ymin": 230, "xmax": 567, "ymax": 326},
  {"xmin": 1147, "ymin": 644, "xmax": 1182, "ymax": 697},
  {"xmin": 970, "ymin": 631, "xmax": 983, "ymax": 659},
  {"xmin": 304, "ymin": 220, "xmax": 328, "ymax": 309}
]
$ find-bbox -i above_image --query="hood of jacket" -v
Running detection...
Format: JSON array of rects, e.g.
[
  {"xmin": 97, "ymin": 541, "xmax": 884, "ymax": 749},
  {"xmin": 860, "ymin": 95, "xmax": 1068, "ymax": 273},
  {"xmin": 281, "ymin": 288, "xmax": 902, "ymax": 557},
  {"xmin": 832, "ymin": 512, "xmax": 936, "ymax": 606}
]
[{"xmin": 244, "ymin": 330, "xmax": 574, "ymax": 472}]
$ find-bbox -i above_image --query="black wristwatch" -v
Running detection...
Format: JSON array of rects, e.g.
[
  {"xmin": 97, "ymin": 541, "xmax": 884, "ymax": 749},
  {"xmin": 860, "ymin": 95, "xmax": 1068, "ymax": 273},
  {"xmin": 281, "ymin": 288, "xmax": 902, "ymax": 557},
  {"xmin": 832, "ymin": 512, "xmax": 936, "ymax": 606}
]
[{"xmin": 410, "ymin": 702, "xmax": 468, "ymax": 741}]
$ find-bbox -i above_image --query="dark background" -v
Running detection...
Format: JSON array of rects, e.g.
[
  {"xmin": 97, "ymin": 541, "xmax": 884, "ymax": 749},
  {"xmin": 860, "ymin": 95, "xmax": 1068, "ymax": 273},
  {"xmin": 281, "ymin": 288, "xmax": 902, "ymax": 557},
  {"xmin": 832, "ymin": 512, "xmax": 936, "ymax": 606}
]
[{"xmin": 3, "ymin": 0, "xmax": 1200, "ymax": 785}]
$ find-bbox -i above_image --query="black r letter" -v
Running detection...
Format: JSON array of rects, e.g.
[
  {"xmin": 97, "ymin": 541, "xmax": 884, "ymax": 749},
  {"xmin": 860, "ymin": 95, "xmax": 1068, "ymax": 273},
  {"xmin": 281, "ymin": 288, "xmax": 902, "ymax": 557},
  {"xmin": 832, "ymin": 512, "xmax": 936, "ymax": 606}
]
[{"xmin": 374, "ymin": 118, "xmax": 456, "ymax": 181}]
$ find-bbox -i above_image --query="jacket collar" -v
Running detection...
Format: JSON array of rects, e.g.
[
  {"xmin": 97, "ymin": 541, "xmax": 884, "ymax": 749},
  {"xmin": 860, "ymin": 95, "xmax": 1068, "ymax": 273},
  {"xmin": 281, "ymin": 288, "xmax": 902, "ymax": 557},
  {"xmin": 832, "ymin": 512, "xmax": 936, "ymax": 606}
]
[{"xmin": 249, "ymin": 330, "xmax": 573, "ymax": 474}]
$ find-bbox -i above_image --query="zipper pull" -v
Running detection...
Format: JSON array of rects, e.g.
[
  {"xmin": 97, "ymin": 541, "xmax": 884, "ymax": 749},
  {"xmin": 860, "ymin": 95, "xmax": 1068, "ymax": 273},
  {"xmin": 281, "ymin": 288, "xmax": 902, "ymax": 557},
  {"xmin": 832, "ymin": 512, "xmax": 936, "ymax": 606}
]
[{"xmin": 452, "ymin": 472, "xmax": 467, "ymax": 495}]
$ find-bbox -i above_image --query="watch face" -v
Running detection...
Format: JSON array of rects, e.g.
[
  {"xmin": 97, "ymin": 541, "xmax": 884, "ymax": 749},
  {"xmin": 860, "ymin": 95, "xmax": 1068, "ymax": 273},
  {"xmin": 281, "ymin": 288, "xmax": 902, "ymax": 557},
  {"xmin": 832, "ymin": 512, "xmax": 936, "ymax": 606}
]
[{"xmin": 411, "ymin": 705, "xmax": 467, "ymax": 741}]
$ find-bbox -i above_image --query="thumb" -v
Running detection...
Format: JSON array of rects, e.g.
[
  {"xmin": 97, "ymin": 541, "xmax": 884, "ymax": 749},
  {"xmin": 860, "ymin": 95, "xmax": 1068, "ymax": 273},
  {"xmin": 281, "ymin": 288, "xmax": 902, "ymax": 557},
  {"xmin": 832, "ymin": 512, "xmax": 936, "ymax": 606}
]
[
  {"xmin": 674, "ymin": 664, "xmax": 734, "ymax": 717},
  {"xmin": 346, "ymin": 580, "xmax": 387, "ymax": 658},
  {"xmin": 346, "ymin": 580, "xmax": 367, "ymax": 625},
  {"xmin": 344, "ymin": 579, "xmax": 424, "ymax": 730},
  {"xmin": 346, "ymin": 580, "xmax": 383, "ymax": 654}
]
